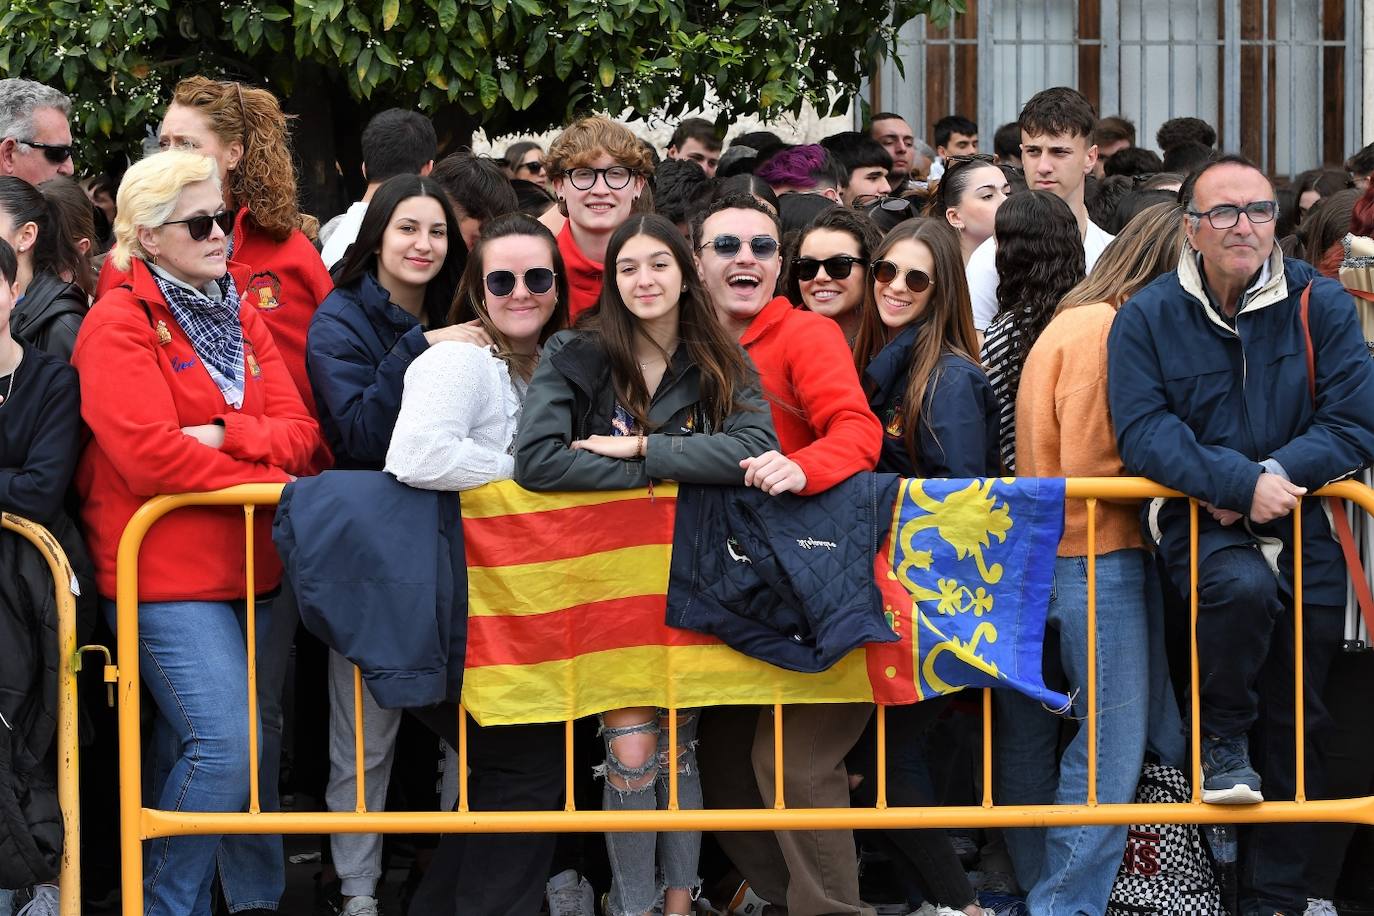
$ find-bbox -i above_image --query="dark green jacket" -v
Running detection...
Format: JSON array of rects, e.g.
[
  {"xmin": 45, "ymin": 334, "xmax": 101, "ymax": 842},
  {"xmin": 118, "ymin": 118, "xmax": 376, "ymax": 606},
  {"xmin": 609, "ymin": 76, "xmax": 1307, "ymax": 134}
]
[{"xmin": 514, "ymin": 329, "xmax": 778, "ymax": 491}]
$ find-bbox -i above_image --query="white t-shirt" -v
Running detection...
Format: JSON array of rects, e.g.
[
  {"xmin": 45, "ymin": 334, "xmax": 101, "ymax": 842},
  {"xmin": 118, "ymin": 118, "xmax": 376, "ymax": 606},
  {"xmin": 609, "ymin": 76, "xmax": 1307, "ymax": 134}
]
[
  {"xmin": 966, "ymin": 220, "xmax": 1115, "ymax": 332},
  {"xmin": 319, "ymin": 200, "xmax": 370, "ymax": 270}
]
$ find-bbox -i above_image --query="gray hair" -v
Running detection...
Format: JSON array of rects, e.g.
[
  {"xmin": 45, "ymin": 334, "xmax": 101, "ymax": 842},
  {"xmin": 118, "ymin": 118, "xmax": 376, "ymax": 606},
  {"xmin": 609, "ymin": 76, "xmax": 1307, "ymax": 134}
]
[
  {"xmin": 913, "ymin": 140, "xmax": 936, "ymax": 161},
  {"xmin": 0, "ymin": 79, "xmax": 72, "ymax": 142}
]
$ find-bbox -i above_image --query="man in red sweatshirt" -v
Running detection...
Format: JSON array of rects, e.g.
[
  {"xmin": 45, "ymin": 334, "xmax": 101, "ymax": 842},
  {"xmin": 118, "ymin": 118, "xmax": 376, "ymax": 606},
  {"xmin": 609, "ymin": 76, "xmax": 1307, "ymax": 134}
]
[{"xmin": 691, "ymin": 192, "xmax": 883, "ymax": 916}]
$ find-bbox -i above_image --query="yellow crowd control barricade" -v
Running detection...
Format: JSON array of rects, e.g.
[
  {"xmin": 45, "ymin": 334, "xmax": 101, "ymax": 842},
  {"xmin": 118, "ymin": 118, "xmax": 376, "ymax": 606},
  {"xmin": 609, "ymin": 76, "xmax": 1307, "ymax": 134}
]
[
  {"xmin": 112, "ymin": 478, "xmax": 1374, "ymax": 915},
  {"xmin": 2, "ymin": 512, "xmax": 110, "ymax": 916}
]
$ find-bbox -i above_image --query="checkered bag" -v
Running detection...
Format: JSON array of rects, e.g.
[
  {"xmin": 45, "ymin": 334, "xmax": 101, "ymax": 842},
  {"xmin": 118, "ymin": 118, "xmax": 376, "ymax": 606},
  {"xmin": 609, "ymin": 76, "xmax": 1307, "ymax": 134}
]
[{"xmin": 1106, "ymin": 763, "xmax": 1225, "ymax": 916}]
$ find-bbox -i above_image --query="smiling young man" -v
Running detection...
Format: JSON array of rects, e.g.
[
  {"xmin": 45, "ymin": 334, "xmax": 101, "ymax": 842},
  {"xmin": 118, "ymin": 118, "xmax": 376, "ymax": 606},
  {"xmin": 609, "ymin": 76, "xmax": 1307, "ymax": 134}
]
[
  {"xmin": 965, "ymin": 87, "xmax": 1112, "ymax": 332},
  {"xmin": 1108, "ymin": 155, "xmax": 1374, "ymax": 916},
  {"xmin": 691, "ymin": 193, "xmax": 882, "ymax": 915}
]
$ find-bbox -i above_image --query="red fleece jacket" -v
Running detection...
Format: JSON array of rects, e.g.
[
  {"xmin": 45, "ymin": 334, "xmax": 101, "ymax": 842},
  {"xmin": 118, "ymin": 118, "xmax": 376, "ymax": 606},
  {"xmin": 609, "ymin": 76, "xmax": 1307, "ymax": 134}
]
[
  {"xmin": 96, "ymin": 208, "xmax": 333, "ymax": 429},
  {"xmin": 739, "ymin": 296, "xmax": 882, "ymax": 494},
  {"xmin": 557, "ymin": 222, "xmax": 605, "ymax": 322},
  {"xmin": 75, "ymin": 259, "xmax": 322, "ymax": 601}
]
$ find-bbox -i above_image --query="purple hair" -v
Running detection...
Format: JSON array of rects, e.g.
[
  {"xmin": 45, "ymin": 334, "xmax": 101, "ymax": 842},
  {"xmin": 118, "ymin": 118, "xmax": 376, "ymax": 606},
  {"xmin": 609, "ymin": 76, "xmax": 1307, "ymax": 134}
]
[{"xmin": 756, "ymin": 144, "xmax": 837, "ymax": 191}]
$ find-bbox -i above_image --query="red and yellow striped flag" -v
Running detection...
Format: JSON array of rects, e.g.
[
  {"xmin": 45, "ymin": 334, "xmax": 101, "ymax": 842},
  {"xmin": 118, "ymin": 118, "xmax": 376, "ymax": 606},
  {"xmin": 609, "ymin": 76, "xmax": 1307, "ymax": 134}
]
[{"xmin": 461, "ymin": 481, "xmax": 917, "ymax": 726}]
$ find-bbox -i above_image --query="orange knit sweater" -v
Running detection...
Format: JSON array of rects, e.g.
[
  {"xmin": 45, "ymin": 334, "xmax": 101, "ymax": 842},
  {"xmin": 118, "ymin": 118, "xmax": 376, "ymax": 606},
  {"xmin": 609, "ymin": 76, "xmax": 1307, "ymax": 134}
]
[{"xmin": 1015, "ymin": 301, "xmax": 1143, "ymax": 557}]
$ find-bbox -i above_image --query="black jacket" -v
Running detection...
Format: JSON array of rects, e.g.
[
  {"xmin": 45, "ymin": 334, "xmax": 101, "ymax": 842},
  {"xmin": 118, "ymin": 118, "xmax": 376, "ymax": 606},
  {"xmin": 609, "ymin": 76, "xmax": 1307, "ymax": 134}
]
[
  {"xmin": 306, "ymin": 273, "xmax": 430, "ymax": 469},
  {"xmin": 666, "ymin": 472, "xmax": 901, "ymax": 672},
  {"xmin": 0, "ymin": 513, "xmax": 94, "ymax": 888},
  {"xmin": 12, "ymin": 271, "xmax": 88, "ymax": 363},
  {"xmin": 863, "ymin": 320, "xmax": 1000, "ymax": 478},
  {"xmin": 274, "ymin": 470, "xmax": 467, "ymax": 709},
  {"xmin": 515, "ymin": 329, "xmax": 778, "ymax": 491}
]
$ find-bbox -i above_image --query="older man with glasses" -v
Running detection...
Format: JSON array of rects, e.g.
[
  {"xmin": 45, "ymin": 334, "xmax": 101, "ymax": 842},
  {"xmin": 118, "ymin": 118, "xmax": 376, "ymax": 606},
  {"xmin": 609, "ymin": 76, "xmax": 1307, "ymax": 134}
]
[
  {"xmin": 1108, "ymin": 154, "xmax": 1374, "ymax": 916},
  {"xmin": 0, "ymin": 79, "xmax": 74, "ymax": 185}
]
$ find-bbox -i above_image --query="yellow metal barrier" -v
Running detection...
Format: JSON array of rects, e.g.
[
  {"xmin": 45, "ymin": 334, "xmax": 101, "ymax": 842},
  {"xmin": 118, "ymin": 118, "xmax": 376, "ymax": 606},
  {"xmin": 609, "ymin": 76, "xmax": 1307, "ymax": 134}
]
[
  {"xmin": 2, "ymin": 512, "xmax": 110, "ymax": 916},
  {"xmin": 112, "ymin": 478, "xmax": 1374, "ymax": 915}
]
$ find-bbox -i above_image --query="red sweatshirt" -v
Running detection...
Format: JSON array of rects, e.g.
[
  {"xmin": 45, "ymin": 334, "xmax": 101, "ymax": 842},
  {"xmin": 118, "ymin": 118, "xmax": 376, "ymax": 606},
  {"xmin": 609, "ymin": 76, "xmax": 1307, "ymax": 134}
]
[
  {"xmin": 74, "ymin": 259, "xmax": 322, "ymax": 601},
  {"xmin": 96, "ymin": 208, "xmax": 333, "ymax": 434},
  {"xmin": 557, "ymin": 222, "xmax": 605, "ymax": 322},
  {"xmin": 739, "ymin": 296, "xmax": 882, "ymax": 494}
]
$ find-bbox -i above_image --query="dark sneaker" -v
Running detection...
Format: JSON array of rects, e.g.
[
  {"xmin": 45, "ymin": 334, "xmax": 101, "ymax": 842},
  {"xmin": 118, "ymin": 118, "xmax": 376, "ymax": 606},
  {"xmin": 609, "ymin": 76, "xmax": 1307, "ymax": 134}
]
[{"xmin": 1201, "ymin": 735, "xmax": 1263, "ymax": 804}]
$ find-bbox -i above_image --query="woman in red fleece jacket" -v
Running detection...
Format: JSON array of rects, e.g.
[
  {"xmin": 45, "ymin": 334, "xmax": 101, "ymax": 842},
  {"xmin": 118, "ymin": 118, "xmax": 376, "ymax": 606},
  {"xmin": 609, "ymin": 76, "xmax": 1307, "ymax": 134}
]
[
  {"xmin": 692, "ymin": 192, "xmax": 885, "ymax": 916},
  {"xmin": 542, "ymin": 116, "xmax": 656, "ymax": 322},
  {"xmin": 74, "ymin": 150, "xmax": 319, "ymax": 916},
  {"xmin": 95, "ymin": 76, "xmax": 333, "ymax": 466}
]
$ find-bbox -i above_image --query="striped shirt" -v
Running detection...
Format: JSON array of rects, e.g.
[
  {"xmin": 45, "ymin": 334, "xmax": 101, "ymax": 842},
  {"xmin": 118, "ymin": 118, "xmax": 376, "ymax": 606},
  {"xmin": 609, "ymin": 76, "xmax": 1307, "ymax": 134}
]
[{"xmin": 980, "ymin": 311, "xmax": 1021, "ymax": 473}]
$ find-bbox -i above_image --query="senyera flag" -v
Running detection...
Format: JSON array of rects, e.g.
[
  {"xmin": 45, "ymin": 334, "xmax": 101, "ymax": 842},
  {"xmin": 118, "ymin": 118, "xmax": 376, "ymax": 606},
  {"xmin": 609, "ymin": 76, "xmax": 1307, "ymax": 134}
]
[{"xmin": 460, "ymin": 478, "xmax": 1068, "ymax": 726}]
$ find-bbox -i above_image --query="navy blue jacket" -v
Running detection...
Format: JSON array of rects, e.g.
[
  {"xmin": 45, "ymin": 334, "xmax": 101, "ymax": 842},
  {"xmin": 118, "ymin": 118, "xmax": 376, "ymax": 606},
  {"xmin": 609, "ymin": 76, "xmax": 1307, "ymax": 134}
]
[
  {"xmin": 863, "ymin": 320, "xmax": 1000, "ymax": 477},
  {"xmin": 666, "ymin": 473, "xmax": 901, "ymax": 672},
  {"xmin": 273, "ymin": 470, "xmax": 466, "ymax": 709},
  {"xmin": 1108, "ymin": 252, "xmax": 1374, "ymax": 605},
  {"xmin": 306, "ymin": 273, "xmax": 429, "ymax": 469}
]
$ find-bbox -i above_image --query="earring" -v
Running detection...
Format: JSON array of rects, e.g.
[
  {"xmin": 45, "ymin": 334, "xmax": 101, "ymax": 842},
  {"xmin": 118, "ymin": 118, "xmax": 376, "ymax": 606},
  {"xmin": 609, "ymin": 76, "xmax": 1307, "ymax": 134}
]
[{"xmin": 149, "ymin": 253, "xmax": 159, "ymax": 265}]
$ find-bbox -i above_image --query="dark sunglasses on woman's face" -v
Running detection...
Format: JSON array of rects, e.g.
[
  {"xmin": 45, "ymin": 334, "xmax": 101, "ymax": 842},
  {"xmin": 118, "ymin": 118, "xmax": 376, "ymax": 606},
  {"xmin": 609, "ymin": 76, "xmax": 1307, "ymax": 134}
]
[
  {"xmin": 18, "ymin": 139, "xmax": 75, "ymax": 164},
  {"xmin": 518, "ymin": 161, "xmax": 544, "ymax": 175},
  {"xmin": 698, "ymin": 234, "xmax": 779, "ymax": 260},
  {"xmin": 162, "ymin": 210, "xmax": 236, "ymax": 242},
  {"xmin": 872, "ymin": 259, "xmax": 933, "ymax": 292},
  {"xmin": 485, "ymin": 267, "xmax": 556, "ymax": 297},
  {"xmin": 791, "ymin": 255, "xmax": 867, "ymax": 281}
]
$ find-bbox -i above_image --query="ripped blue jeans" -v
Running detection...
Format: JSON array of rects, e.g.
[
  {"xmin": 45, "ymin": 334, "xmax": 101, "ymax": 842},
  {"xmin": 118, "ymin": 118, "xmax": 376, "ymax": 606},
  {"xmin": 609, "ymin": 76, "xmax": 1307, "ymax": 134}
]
[{"xmin": 597, "ymin": 708, "xmax": 702, "ymax": 916}]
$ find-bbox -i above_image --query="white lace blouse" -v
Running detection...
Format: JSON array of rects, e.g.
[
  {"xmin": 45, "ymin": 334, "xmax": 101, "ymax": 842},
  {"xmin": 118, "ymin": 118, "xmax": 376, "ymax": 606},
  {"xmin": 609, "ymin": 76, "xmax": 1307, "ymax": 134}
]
[{"xmin": 385, "ymin": 340, "xmax": 529, "ymax": 491}]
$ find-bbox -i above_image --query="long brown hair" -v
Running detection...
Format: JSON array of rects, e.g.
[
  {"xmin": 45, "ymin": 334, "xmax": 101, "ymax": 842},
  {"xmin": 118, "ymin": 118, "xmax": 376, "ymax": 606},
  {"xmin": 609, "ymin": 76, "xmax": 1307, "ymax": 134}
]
[
  {"xmin": 853, "ymin": 217, "xmax": 978, "ymax": 462},
  {"xmin": 1057, "ymin": 202, "xmax": 1184, "ymax": 313},
  {"xmin": 171, "ymin": 76, "xmax": 302, "ymax": 242},
  {"xmin": 592, "ymin": 214, "xmax": 754, "ymax": 431},
  {"xmin": 449, "ymin": 213, "xmax": 569, "ymax": 380}
]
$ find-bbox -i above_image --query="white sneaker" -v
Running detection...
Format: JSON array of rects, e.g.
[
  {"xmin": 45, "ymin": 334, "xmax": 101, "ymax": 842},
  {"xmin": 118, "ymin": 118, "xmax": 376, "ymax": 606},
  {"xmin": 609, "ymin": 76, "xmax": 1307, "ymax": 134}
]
[
  {"xmin": 1305, "ymin": 900, "xmax": 1339, "ymax": 916},
  {"xmin": 15, "ymin": 885, "xmax": 60, "ymax": 916},
  {"xmin": 339, "ymin": 895, "xmax": 380, "ymax": 916},
  {"xmin": 546, "ymin": 868, "xmax": 596, "ymax": 916}
]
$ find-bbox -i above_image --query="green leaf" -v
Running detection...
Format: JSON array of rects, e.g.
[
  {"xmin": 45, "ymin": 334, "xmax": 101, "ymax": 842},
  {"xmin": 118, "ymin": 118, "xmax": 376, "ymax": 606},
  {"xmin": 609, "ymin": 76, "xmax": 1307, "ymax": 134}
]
[
  {"xmin": 467, "ymin": 9, "xmax": 487, "ymax": 47},
  {"xmin": 90, "ymin": 18, "xmax": 111, "ymax": 43},
  {"xmin": 382, "ymin": 0, "xmax": 400, "ymax": 30},
  {"xmin": 343, "ymin": 33, "xmax": 362, "ymax": 61},
  {"xmin": 262, "ymin": 5, "xmax": 290, "ymax": 20},
  {"xmin": 597, "ymin": 8, "xmax": 613, "ymax": 33},
  {"xmin": 437, "ymin": 0, "xmax": 458, "ymax": 31},
  {"xmin": 731, "ymin": 16, "xmax": 759, "ymax": 39},
  {"xmin": 477, "ymin": 71, "xmax": 499, "ymax": 108},
  {"xmin": 347, "ymin": 7, "xmax": 371, "ymax": 32},
  {"xmin": 450, "ymin": 46, "xmax": 475, "ymax": 79},
  {"xmin": 598, "ymin": 58, "xmax": 614, "ymax": 88},
  {"xmin": 500, "ymin": 69, "xmax": 518, "ymax": 103},
  {"xmin": 355, "ymin": 47, "xmax": 373, "ymax": 83},
  {"xmin": 374, "ymin": 43, "xmax": 398, "ymax": 66},
  {"xmin": 512, "ymin": 0, "xmax": 542, "ymax": 14},
  {"xmin": 523, "ymin": 24, "xmax": 548, "ymax": 67}
]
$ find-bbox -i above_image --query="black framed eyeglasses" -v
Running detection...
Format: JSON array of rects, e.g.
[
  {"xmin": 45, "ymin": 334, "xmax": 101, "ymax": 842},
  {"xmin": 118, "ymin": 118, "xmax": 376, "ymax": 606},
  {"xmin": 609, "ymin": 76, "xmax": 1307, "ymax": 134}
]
[
  {"xmin": 161, "ymin": 210, "xmax": 235, "ymax": 242},
  {"xmin": 485, "ymin": 267, "xmax": 556, "ymax": 297},
  {"xmin": 565, "ymin": 166, "xmax": 636, "ymax": 190},
  {"xmin": 1186, "ymin": 200, "xmax": 1278, "ymax": 230},
  {"xmin": 698, "ymin": 234, "xmax": 779, "ymax": 260},
  {"xmin": 18, "ymin": 139, "xmax": 74, "ymax": 164},
  {"xmin": 872, "ymin": 260, "xmax": 933, "ymax": 292},
  {"xmin": 792, "ymin": 255, "xmax": 867, "ymax": 282}
]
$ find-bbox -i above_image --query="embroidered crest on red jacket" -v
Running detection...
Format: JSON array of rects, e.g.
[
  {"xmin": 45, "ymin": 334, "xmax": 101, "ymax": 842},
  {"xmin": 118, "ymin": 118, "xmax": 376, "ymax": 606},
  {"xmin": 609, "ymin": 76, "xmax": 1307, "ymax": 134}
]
[{"xmin": 246, "ymin": 270, "xmax": 283, "ymax": 311}]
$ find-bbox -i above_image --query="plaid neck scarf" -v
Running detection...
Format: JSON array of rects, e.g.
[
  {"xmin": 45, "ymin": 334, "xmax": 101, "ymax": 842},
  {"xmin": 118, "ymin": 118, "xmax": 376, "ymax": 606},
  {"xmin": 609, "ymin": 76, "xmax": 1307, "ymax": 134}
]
[{"xmin": 152, "ymin": 268, "xmax": 245, "ymax": 407}]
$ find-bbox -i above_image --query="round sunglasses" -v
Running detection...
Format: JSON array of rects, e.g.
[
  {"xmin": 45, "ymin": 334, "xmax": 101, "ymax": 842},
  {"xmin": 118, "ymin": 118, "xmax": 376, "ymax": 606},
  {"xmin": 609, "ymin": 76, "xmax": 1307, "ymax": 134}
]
[
  {"xmin": 485, "ymin": 267, "xmax": 556, "ymax": 297},
  {"xmin": 872, "ymin": 260, "xmax": 933, "ymax": 292},
  {"xmin": 698, "ymin": 234, "xmax": 779, "ymax": 260},
  {"xmin": 791, "ymin": 255, "xmax": 867, "ymax": 282},
  {"xmin": 162, "ymin": 210, "xmax": 235, "ymax": 242}
]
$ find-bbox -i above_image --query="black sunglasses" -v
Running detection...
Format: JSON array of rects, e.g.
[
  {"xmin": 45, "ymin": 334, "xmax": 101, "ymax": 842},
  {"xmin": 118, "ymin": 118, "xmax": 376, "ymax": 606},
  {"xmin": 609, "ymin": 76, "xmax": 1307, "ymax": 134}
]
[
  {"xmin": 518, "ymin": 161, "xmax": 544, "ymax": 175},
  {"xmin": 19, "ymin": 139, "xmax": 74, "ymax": 164},
  {"xmin": 162, "ymin": 210, "xmax": 235, "ymax": 242},
  {"xmin": 485, "ymin": 267, "xmax": 556, "ymax": 297},
  {"xmin": 872, "ymin": 260, "xmax": 933, "ymax": 292},
  {"xmin": 860, "ymin": 196, "xmax": 918, "ymax": 214},
  {"xmin": 698, "ymin": 234, "xmax": 779, "ymax": 260},
  {"xmin": 792, "ymin": 255, "xmax": 867, "ymax": 282}
]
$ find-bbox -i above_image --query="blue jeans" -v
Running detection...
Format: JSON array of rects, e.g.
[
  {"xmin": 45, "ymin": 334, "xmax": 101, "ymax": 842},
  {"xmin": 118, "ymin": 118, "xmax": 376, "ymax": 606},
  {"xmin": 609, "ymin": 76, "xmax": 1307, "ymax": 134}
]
[
  {"xmin": 0, "ymin": 888, "xmax": 11, "ymax": 916},
  {"xmin": 106, "ymin": 598, "xmax": 284, "ymax": 916},
  {"xmin": 995, "ymin": 549, "xmax": 1184, "ymax": 916}
]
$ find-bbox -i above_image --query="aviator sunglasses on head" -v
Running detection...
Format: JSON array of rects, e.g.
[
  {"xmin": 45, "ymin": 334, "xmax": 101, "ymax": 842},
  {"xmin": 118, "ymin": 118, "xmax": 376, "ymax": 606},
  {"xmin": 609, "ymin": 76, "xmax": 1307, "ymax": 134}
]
[
  {"xmin": 485, "ymin": 267, "xmax": 556, "ymax": 297},
  {"xmin": 791, "ymin": 255, "xmax": 867, "ymax": 281},
  {"xmin": 162, "ymin": 210, "xmax": 236, "ymax": 241}
]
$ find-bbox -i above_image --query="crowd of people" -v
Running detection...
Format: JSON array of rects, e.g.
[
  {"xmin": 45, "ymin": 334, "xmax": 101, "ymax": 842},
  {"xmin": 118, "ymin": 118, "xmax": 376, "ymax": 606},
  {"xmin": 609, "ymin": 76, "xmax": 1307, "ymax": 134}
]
[{"xmin": 4, "ymin": 71, "xmax": 1374, "ymax": 916}]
